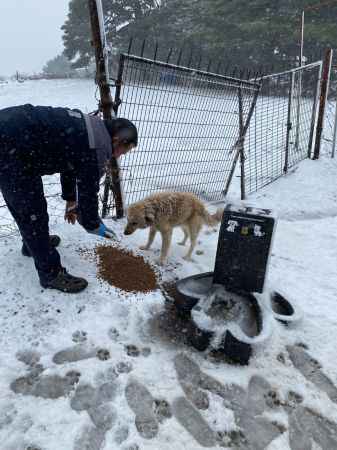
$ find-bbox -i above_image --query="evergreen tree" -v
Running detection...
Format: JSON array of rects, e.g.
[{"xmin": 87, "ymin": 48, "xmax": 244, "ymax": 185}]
[
  {"xmin": 43, "ymin": 54, "xmax": 73, "ymax": 76},
  {"xmin": 193, "ymin": 0, "xmax": 337, "ymax": 69},
  {"xmin": 62, "ymin": 0, "xmax": 92, "ymax": 68},
  {"xmin": 62, "ymin": 0, "xmax": 337, "ymax": 71},
  {"xmin": 62, "ymin": 0, "xmax": 159, "ymax": 68}
]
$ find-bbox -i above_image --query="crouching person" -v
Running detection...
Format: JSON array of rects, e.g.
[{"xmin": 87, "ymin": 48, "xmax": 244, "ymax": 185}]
[{"xmin": 0, "ymin": 104, "xmax": 138, "ymax": 293}]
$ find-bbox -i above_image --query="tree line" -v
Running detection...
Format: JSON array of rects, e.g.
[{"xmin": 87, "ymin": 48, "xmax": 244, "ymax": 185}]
[{"xmin": 59, "ymin": 0, "xmax": 337, "ymax": 75}]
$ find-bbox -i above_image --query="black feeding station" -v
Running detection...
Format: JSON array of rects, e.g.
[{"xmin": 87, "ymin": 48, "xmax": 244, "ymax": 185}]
[{"xmin": 174, "ymin": 204, "xmax": 301, "ymax": 365}]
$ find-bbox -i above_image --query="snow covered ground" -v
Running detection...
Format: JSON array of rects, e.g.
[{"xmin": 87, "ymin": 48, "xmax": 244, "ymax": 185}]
[{"xmin": 1, "ymin": 79, "xmax": 337, "ymax": 449}]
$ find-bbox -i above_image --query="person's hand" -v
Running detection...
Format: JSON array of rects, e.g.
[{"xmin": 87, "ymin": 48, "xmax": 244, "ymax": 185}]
[
  {"xmin": 65, "ymin": 201, "xmax": 77, "ymax": 225},
  {"xmin": 87, "ymin": 222, "xmax": 117, "ymax": 239}
]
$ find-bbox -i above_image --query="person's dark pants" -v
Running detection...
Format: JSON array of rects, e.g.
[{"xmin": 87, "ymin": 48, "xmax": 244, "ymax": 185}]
[{"xmin": 0, "ymin": 165, "xmax": 62, "ymax": 285}]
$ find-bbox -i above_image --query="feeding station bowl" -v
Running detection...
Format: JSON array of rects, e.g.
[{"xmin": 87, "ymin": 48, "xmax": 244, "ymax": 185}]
[
  {"xmin": 269, "ymin": 291, "xmax": 302, "ymax": 324},
  {"xmin": 174, "ymin": 204, "xmax": 299, "ymax": 364}
]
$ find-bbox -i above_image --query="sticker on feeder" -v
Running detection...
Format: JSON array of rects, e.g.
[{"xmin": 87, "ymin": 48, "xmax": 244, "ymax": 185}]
[
  {"xmin": 241, "ymin": 226, "xmax": 249, "ymax": 236},
  {"xmin": 254, "ymin": 225, "xmax": 265, "ymax": 237},
  {"xmin": 226, "ymin": 220, "xmax": 239, "ymax": 233}
]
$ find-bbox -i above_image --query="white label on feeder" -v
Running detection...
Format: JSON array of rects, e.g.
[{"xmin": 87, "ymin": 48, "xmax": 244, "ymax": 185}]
[
  {"xmin": 254, "ymin": 224, "xmax": 265, "ymax": 237},
  {"xmin": 227, "ymin": 220, "xmax": 239, "ymax": 233}
]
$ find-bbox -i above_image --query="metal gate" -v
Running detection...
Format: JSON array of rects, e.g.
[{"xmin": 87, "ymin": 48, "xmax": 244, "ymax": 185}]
[
  {"xmin": 104, "ymin": 53, "xmax": 260, "ymax": 213},
  {"xmin": 244, "ymin": 61, "xmax": 322, "ymax": 195},
  {"xmin": 0, "ymin": 59, "xmax": 325, "ymax": 238}
]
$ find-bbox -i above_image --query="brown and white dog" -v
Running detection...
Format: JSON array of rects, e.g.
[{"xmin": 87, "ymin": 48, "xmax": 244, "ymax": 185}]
[{"xmin": 124, "ymin": 191, "xmax": 223, "ymax": 265}]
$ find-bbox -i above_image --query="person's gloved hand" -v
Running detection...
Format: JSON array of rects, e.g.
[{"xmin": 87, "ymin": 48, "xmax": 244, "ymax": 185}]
[
  {"xmin": 87, "ymin": 222, "xmax": 117, "ymax": 239},
  {"xmin": 64, "ymin": 201, "xmax": 77, "ymax": 225}
]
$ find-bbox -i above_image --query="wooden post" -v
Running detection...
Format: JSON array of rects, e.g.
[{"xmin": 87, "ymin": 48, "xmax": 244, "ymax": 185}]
[
  {"xmin": 313, "ymin": 48, "xmax": 333, "ymax": 160},
  {"xmin": 88, "ymin": 0, "xmax": 124, "ymax": 218}
]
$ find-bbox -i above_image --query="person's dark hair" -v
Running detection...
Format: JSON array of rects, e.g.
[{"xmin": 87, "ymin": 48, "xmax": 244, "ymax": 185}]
[{"xmin": 104, "ymin": 118, "xmax": 138, "ymax": 147}]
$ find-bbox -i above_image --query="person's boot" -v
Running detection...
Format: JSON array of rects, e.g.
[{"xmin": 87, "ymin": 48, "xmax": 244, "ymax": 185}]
[
  {"xmin": 40, "ymin": 268, "xmax": 88, "ymax": 293},
  {"xmin": 22, "ymin": 235, "xmax": 61, "ymax": 257}
]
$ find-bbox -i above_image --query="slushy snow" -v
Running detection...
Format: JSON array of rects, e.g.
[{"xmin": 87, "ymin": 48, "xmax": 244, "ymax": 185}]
[{"xmin": 0, "ymin": 79, "xmax": 337, "ymax": 450}]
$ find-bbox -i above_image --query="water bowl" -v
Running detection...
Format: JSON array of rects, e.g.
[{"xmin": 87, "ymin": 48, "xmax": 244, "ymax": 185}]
[{"xmin": 270, "ymin": 291, "xmax": 302, "ymax": 324}]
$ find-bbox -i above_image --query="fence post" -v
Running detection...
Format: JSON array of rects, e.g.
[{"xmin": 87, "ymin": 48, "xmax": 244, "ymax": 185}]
[
  {"xmin": 284, "ymin": 71, "xmax": 295, "ymax": 173},
  {"xmin": 308, "ymin": 62, "xmax": 323, "ymax": 158},
  {"xmin": 88, "ymin": 0, "xmax": 124, "ymax": 218},
  {"xmin": 332, "ymin": 95, "xmax": 337, "ymax": 158},
  {"xmin": 238, "ymin": 88, "xmax": 246, "ymax": 200},
  {"xmin": 313, "ymin": 48, "xmax": 333, "ymax": 160},
  {"xmin": 294, "ymin": 11, "xmax": 305, "ymax": 152}
]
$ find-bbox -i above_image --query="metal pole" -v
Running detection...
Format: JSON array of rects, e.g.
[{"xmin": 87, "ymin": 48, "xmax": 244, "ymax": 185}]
[
  {"xmin": 300, "ymin": 11, "xmax": 304, "ymax": 69},
  {"xmin": 313, "ymin": 48, "xmax": 333, "ymax": 160},
  {"xmin": 295, "ymin": 11, "xmax": 305, "ymax": 151},
  {"xmin": 238, "ymin": 88, "xmax": 246, "ymax": 200},
  {"xmin": 308, "ymin": 61, "xmax": 323, "ymax": 158},
  {"xmin": 332, "ymin": 93, "xmax": 337, "ymax": 158},
  {"xmin": 88, "ymin": 0, "xmax": 124, "ymax": 218},
  {"xmin": 96, "ymin": 0, "xmax": 110, "ymax": 85},
  {"xmin": 284, "ymin": 72, "xmax": 295, "ymax": 173}
]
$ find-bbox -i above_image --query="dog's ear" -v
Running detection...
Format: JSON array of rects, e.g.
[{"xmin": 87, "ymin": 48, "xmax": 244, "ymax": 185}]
[{"xmin": 145, "ymin": 212, "xmax": 154, "ymax": 225}]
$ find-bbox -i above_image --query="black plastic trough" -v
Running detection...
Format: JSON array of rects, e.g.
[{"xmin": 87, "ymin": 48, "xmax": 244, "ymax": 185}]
[
  {"xmin": 270, "ymin": 291, "xmax": 301, "ymax": 324},
  {"xmin": 175, "ymin": 272, "xmax": 272, "ymax": 365}
]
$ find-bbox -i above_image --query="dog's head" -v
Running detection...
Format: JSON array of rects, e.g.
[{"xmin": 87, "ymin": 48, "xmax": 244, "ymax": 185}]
[{"xmin": 124, "ymin": 204, "xmax": 154, "ymax": 235}]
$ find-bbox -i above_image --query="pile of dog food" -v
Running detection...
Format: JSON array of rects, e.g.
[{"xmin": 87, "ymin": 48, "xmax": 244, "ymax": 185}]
[{"xmin": 96, "ymin": 245, "xmax": 158, "ymax": 293}]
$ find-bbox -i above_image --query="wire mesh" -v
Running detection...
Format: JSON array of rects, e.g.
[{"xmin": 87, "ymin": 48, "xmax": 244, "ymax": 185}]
[
  {"xmin": 0, "ymin": 176, "xmax": 108, "ymax": 239},
  {"xmin": 326, "ymin": 99, "xmax": 337, "ymax": 155},
  {"xmin": 0, "ymin": 57, "xmax": 325, "ymax": 239},
  {"xmin": 112, "ymin": 54, "xmax": 259, "ymax": 207},
  {"xmin": 0, "ymin": 176, "xmax": 66, "ymax": 238},
  {"xmin": 245, "ymin": 62, "xmax": 322, "ymax": 194}
]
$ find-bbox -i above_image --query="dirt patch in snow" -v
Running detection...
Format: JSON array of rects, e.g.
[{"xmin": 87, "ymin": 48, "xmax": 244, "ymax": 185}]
[{"xmin": 96, "ymin": 245, "xmax": 158, "ymax": 293}]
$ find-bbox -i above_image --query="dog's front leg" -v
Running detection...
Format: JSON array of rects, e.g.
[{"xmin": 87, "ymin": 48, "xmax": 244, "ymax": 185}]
[
  {"xmin": 159, "ymin": 228, "xmax": 173, "ymax": 265},
  {"xmin": 139, "ymin": 226, "xmax": 156, "ymax": 250}
]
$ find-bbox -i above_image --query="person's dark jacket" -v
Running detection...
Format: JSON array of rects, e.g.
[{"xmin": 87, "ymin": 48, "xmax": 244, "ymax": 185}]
[{"xmin": 0, "ymin": 104, "xmax": 112, "ymax": 230}]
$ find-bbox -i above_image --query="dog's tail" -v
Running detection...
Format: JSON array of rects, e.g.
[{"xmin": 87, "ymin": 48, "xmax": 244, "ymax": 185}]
[{"xmin": 202, "ymin": 207, "xmax": 224, "ymax": 226}]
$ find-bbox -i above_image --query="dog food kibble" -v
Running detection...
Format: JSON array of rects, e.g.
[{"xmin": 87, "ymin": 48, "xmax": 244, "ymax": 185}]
[{"xmin": 96, "ymin": 245, "xmax": 157, "ymax": 293}]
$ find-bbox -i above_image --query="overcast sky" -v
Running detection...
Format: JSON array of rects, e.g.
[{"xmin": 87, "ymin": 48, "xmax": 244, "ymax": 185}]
[{"xmin": 0, "ymin": 0, "xmax": 70, "ymax": 76}]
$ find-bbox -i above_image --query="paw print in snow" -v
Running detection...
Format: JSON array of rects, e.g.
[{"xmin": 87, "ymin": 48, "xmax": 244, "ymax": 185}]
[{"xmin": 96, "ymin": 348, "xmax": 111, "ymax": 361}]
